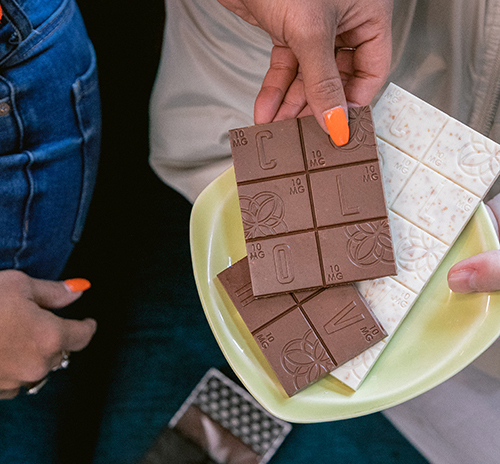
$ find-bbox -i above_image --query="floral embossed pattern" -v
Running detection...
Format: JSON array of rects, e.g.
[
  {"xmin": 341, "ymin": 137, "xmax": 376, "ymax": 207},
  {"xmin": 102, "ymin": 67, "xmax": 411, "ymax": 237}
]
[
  {"xmin": 334, "ymin": 106, "xmax": 377, "ymax": 152},
  {"xmin": 240, "ymin": 192, "xmax": 288, "ymax": 238},
  {"xmin": 346, "ymin": 220, "xmax": 394, "ymax": 267},
  {"xmin": 281, "ymin": 330, "xmax": 334, "ymax": 392},
  {"xmin": 396, "ymin": 228, "xmax": 447, "ymax": 284},
  {"xmin": 458, "ymin": 137, "xmax": 500, "ymax": 187}
]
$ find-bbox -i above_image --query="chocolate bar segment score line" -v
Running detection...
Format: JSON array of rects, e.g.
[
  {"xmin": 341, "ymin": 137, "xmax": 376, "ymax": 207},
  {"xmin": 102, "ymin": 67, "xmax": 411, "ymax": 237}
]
[
  {"xmin": 229, "ymin": 107, "xmax": 397, "ymax": 298},
  {"xmin": 217, "ymin": 257, "xmax": 387, "ymax": 397}
]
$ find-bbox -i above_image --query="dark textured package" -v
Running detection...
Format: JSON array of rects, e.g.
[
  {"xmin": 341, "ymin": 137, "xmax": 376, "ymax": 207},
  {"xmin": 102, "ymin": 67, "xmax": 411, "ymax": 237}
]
[{"xmin": 142, "ymin": 368, "xmax": 292, "ymax": 464}]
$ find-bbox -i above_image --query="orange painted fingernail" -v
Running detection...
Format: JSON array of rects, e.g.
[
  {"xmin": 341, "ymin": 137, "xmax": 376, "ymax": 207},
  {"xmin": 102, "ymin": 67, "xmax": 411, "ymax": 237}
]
[
  {"xmin": 324, "ymin": 106, "xmax": 350, "ymax": 146},
  {"xmin": 64, "ymin": 278, "xmax": 91, "ymax": 293}
]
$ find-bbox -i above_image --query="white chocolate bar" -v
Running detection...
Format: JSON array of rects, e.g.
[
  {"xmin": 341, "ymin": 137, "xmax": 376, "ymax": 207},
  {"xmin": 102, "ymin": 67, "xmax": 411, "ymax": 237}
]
[{"xmin": 331, "ymin": 84, "xmax": 500, "ymax": 390}]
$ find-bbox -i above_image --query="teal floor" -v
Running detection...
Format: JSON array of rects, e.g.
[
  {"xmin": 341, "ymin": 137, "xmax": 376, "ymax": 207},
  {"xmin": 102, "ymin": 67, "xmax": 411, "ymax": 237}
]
[{"xmin": 60, "ymin": 2, "xmax": 430, "ymax": 462}]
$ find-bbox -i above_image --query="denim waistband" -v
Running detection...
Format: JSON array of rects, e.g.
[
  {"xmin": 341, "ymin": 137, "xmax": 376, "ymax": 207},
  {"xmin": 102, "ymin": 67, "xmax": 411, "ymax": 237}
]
[
  {"xmin": 0, "ymin": 0, "xmax": 70, "ymax": 67},
  {"xmin": 0, "ymin": 0, "xmax": 63, "ymax": 39}
]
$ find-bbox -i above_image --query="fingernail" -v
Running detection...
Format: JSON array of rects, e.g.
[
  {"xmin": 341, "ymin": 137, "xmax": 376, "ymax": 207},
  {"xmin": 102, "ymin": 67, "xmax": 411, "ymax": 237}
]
[
  {"xmin": 64, "ymin": 278, "xmax": 91, "ymax": 293},
  {"xmin": 448, "ymin": 269, "xmax": 477, "ymax": 293},
  {"xmin": 323, "ymin": 106, "xmax": 350, "ymax": 146}
]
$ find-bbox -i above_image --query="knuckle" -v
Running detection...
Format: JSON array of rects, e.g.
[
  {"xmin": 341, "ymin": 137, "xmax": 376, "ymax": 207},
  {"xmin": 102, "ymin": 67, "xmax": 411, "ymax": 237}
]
[
  {"xmin": 259, "ymin": 84, "xmax": 285, "ymax": 102},
  {"xmin": 308, "ymin": 76, "xmax": 344, "ymax": 100},
  {"xmin": 36, "ymin": 323, "xmax": 64, "ymax": 357},
  {"xmin": 288, "ymin": 10, "xmax": 330, "ymax": 41},
  {"xmin": 18, "ymin": 360, "xmax": 48, "ymax": 383},
  {"xmin": 285, "ymin": 9, "xmax": 333, "ymax": 51},
  {"xmin": 281, "ymin": 92, "xmax": 305, "ymax": 113},
  {"xmin": 0, "ymin": 270, "xmax": 30, "ymax": 290},
  {"xmin": 269, "ymin": 58, "xmax": 297, "ymax": 74}
]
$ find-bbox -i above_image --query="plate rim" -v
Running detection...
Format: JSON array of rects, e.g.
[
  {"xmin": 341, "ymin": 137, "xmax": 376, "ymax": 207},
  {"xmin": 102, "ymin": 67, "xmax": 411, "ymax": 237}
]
[{"xmin": 190, "ymin": 166, "xmax": 500, "ymax": 422}]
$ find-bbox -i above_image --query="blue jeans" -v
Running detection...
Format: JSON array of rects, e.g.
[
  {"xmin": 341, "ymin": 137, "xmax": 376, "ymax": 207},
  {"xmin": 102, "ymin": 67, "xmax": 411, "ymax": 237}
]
[
  {"xmin": 0, "ymin": 0, "xmax": 100, "ymax": 279},
  {"xmin": 0, "ymin": 0, "xmax": 100, "ymax": 461}
]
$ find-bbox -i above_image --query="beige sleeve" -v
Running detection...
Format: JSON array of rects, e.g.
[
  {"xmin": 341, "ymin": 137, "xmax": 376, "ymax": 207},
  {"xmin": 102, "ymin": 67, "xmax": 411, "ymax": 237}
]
[{"xmin": 149, "ymin": 0, "xmax": 272, "ymax": 202}]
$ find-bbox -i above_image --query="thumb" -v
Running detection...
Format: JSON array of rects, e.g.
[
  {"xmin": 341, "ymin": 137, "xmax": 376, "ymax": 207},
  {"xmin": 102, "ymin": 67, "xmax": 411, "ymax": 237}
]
[
  {"xmin": 447, "ymin": 250, "xmax": 500, "ymax": 293},
  {"xmin": 29, "ymin": 277, "xmax": 91, "ymax": 309},
  {"xmin": 293, "ymin": 38, "xmax": 350, "ymax": 147}
]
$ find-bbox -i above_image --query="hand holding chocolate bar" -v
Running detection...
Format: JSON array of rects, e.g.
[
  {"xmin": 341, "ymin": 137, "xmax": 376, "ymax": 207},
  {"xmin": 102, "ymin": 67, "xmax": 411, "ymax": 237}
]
[{"xmin": 217, "ymin": 0, "xmax": 393, "ymax": 142}]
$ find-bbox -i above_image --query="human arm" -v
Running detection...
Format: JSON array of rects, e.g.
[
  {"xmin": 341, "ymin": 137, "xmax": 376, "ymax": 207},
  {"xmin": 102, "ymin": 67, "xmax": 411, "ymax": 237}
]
[
  {"xmin": 0, "ymin": 271, "xmax": 96, "ymax": 399},
  {"xmin": 217, "ymin": 0, "xmax": 393, "ymax": 145}
]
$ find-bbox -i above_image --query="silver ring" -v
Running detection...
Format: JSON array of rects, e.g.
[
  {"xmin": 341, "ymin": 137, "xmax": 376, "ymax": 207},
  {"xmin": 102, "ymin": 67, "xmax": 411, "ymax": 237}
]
[
  {"xmin": 26, "ymin": 376, "xmax": 49, "ymax": 395},
  {"xmin": 52, "ymin": 350, "xmax": 70, "ymax": 371},
  {"xmin": 335, "ymin": 46, "xmax": 357, "ymax": 56}
]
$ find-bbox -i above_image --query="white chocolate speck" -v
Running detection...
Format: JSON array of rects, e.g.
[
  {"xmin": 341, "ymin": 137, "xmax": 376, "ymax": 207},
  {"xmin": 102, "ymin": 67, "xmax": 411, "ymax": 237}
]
[
  {"xmin": 392, "ymin": 165, "xmax": 480, "ymax": 244},
  {"xmin": 422, "ymin": 119, "xmax": 500, "ymax": 197},
  {"xmin": 356, "ymin": 277, "xmax": 417, "ymax": 335},
  {"xmin": 373, "ymin": 84, "xmax": 448, "ymax": 160},
  {"xmin": 377, "ymin": 139, "xmax": 418, "ymax": 207}
]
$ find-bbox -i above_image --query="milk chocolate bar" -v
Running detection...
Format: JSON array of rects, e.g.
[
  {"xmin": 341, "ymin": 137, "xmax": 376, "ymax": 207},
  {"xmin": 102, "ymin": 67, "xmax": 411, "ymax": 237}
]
[
  {"xmin": 331, "ymin": 84, "xmax": 500, "ymax": 389},
  {"xmin": 229, "ymin": 107, "xmax": 397, "ymax": 297},
  {"xmin": 217, "ymin": 258, "xmax": 387, "ymax": 396}
]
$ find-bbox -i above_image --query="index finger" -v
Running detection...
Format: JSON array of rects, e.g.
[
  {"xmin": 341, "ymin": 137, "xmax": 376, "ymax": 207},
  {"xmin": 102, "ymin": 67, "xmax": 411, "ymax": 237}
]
[
  {"xmin": 254, "ymin": 45, "xmax": 300, "ymax": 124},
  {"xmin": 341, "ymin": 29, "xmax": 393, "ymax": 106}
]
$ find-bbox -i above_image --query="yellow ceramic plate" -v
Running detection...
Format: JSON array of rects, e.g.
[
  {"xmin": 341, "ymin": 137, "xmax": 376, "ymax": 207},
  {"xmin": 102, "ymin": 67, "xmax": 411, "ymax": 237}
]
[{"xmin": 190, "ymin": 167, "xmax": 500, "ymax": 423}]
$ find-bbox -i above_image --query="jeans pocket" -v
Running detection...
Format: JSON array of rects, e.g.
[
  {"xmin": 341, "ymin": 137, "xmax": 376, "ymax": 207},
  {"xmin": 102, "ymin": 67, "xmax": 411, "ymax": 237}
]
[{"xmin": 71, "ymin": 44, "xmax": 101, "ymax": 242}]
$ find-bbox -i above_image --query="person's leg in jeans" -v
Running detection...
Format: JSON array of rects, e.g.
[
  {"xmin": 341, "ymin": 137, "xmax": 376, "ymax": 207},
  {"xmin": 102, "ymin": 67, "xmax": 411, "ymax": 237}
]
[{"xmin": 0, "ymin": 0, "xmax": 100, "ymax": 462}]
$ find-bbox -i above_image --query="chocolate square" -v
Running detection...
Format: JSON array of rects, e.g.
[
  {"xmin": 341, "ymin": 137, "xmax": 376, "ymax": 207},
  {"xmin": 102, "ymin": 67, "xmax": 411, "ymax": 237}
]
[
  {"xmin": 237, "ymin": 174, "xmax": 314, "ymax": 236},
  {"xmin": 300, "ymin": 286, "xmax": 385, "ymax": 363},
  {"xmin": 217, "ymin": 258, "xmax": 296, "ymax": 332},
  {"xmin": 230, "ymin": 118, "xmax": 305, "ymax": 182},
  {"xmin": 301, "ymin": 107, "xmax": 380, "ymax": 170},
  {"xmin": 308, "ymin": 162, "xmax": 386, "ymax": 227},
  {"xmin": 318, "ymin": 220, "xmax": 396, "ymax": 284},
  {"xmin": 253, "ymin": 307, "xmax": 333, "ymax": 397},
  {"xmin": 245, "ymin": 232, "xmax": 323, "ymax": 295}
]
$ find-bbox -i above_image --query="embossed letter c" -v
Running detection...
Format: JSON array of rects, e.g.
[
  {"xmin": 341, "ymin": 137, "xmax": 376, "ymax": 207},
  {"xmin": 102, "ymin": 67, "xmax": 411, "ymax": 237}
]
[
  {"xmin": 256, "ymin": 130, "xmax": 276, "ymax": 170},
  {"xmin": 390, "ymin": 103, "xmax": 420, "ymax": 138}
]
